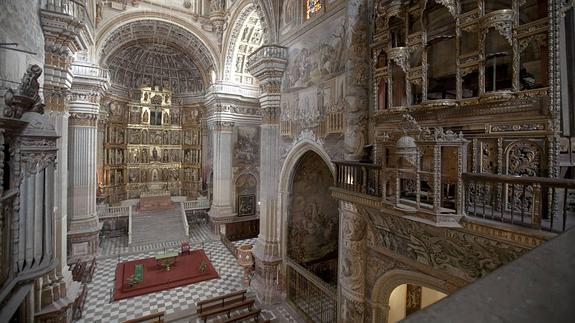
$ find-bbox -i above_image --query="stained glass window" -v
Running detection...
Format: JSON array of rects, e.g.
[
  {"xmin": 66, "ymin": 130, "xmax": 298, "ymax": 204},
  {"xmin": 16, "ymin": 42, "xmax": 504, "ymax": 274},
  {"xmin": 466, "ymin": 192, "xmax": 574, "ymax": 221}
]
[{"xmin": 306, "ymin": 0, "xmax": 322, "ymax": 20}]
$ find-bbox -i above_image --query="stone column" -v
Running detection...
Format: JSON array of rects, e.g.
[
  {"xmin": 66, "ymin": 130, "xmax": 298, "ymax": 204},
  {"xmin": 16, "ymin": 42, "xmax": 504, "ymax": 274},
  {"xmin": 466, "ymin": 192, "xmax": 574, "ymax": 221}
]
[
  {"xmin": 339, "ymin": 201, "xmax": 367, "ymax": 322},
  {"xmin": 67, "ymin": 62, "xmax": 109, "ymax": 263},
  {"xmin": 247, "ymin": 45, "xmax": 287, "ymax": 304},
  {"xmin": 97, "ymin": 109, "xmax": 109, "ymax": 203},
  {"xmin": 207, "ymin": 120, "xmax": 235, "ymax": 228},
  {"xmin": 343, "ymin": 0, "xmax": 370, "ymax": 161}
]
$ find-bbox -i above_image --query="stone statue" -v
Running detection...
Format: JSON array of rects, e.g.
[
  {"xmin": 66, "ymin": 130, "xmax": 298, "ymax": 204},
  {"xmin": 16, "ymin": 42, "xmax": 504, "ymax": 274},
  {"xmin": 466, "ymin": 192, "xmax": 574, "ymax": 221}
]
[{"xmin": 4, "ymin": 64, "xmax": 45, "ymax": 118}]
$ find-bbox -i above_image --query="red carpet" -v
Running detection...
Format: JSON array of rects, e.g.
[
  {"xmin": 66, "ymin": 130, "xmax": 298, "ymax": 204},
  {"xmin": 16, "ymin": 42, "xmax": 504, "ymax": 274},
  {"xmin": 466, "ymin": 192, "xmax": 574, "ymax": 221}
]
[{"xmin": 113, "ymin": 249, "xmax": 219, "ymax": 301}]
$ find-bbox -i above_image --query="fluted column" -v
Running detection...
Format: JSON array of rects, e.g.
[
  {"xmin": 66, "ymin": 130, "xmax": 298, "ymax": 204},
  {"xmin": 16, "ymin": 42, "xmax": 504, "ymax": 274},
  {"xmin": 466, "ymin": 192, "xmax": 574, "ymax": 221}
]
[
  {"xmin": 247, "ymin": 45, "xmax": 287, "ymax": 304},
  {"xmin": 67, "ymin": 62, "xmax": 109, "ymax": 263},
  {"xmin": 208, "ymin": 121, "xmax": 235, "ymax": 226}
]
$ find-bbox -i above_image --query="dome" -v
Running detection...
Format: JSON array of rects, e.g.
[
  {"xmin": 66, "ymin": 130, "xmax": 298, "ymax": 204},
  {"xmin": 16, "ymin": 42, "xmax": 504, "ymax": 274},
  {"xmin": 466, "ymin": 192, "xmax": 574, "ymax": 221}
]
[
  {"xmin": 106, "ymin": 42, "xmax": 204, "ymax": 94},
  {"xmin": 396, "ymin": 135, "xmax": 416, "ymax": 149}
]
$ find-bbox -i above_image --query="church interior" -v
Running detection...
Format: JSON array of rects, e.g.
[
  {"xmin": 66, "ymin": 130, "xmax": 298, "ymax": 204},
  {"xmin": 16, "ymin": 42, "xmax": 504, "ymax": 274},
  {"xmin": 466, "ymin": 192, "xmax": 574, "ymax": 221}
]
[{"xmin": 1, "ymin": 0, "xmax": 574, "ymax": 322}]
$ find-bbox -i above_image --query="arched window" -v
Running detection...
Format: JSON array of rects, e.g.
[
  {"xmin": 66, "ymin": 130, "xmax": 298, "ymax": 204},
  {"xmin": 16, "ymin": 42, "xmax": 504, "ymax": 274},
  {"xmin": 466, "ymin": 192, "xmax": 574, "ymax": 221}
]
[{"xmin": 305, "ymin": 0, "xmax": 322, "ymax": 20}]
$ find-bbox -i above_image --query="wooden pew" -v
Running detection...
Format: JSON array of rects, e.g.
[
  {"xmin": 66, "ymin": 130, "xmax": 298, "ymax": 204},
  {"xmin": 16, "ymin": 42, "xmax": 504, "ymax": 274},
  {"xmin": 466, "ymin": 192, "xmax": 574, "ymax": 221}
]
[
  {"xmin": 196, "ymin": 289, "xmax": 247, "ymax": 314},
  {"xmin": 217, "ymin": 308, "xmax": 270, "ymax": 323},
  {"xmin": 122, "ymin": 311, "xmax": 165, "ymax": 323},
  {"xmin": 199, "ymin": 299, "xmax": 255, "ymax": 322}
]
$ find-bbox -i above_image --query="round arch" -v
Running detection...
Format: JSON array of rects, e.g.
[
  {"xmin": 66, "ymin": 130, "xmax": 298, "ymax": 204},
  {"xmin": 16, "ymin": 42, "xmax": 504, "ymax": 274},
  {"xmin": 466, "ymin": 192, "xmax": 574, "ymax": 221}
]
[
  {"xmin": 369, "ymin": 269, "xmax": 453, "ymax": 323},
  {"xmin": 222, "ymin": 1, "xmax": 261, "ymax": 83},
  {"xmin": 278, "ymin": 140, "xmax": 335, "ymax": 261},
  {"xmin": 95, "ymin": 10, "xmax": 220, "ymax": 76}
]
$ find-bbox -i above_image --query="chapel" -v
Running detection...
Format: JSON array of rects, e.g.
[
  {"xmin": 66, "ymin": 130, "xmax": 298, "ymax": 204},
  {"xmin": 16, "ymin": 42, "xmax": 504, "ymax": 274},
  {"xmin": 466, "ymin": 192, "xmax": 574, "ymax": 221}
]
[{"xmin": 0, "ymin": 0, "xmax": 574, "ymax": 322}]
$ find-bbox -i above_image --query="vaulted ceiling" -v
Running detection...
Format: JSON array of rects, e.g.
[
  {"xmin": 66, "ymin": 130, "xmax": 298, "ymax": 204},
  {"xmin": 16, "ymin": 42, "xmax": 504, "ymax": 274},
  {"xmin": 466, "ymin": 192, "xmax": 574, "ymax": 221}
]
[{"xmin": 100, "ymin": 20, "xmax": 215, "ymax": 94}]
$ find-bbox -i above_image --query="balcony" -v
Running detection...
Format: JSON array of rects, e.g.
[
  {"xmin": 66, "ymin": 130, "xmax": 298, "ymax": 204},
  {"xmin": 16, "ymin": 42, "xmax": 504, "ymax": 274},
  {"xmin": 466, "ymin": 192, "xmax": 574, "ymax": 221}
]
[{"xmin": 332, "ymin": 161, "xmax": 575, "ymax": 233}]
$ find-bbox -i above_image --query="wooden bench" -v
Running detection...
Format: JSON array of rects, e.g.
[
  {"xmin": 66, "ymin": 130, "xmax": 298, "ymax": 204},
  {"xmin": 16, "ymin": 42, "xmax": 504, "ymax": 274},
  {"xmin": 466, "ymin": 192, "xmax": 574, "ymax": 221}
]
[
  {"xmin": 217, "ymin": 308, "xmax": 268, "ymax": 323},
  {"xmin": 122, "ymin": 311, "xmax": 165, "ymax": 323},
  {"xmin": 199, "ymin": 299, "xmax": 255, "ymax": 322},
  {"xmin": 196, "ymin": 289, "xmax": 247, "ymax": 314}
]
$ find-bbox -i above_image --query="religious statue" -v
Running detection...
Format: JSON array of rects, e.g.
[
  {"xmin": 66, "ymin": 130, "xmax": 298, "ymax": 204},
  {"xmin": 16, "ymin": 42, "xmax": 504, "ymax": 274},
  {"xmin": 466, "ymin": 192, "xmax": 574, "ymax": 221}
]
[
  {"xmin": 152, "ymin": 147, "xmax": 159, "ymax": 161},
  {"xmin": 143, "ymin": 110, "xmax": 149, "ymax": 123}
]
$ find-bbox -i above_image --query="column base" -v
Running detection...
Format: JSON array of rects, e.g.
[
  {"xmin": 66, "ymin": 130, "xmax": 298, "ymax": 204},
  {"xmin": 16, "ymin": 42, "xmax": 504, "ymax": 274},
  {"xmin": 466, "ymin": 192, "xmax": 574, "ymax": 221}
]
[
  {"xmin": 208, "ymin": 205, "xmax": 235, "ymax": 234},
  {"xmin": 67, "ymin": 214, "xmax": 101, "ymax": 264},
  {"xmin": 252, "ymin": 257, "xmax": 284, "ymax": 305}
]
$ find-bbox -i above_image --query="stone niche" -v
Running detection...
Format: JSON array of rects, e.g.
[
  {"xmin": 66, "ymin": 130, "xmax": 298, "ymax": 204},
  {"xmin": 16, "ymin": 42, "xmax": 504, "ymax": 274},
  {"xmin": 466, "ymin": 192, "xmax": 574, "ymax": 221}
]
[{"xmin": 287, "ymin": 151, "xmax": 339, "ymax": 284}]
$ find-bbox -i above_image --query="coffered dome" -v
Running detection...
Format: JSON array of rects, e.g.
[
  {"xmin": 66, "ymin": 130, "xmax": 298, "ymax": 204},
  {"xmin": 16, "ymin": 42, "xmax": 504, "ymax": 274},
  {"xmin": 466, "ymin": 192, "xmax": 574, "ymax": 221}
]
[{"xmin": 106, "ymin": 42, "xmax": 204, "ymax": 94}]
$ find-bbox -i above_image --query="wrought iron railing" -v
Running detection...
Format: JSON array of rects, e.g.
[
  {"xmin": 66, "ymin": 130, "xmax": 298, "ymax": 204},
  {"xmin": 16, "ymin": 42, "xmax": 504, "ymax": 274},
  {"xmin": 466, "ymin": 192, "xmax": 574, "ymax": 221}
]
[
  {"xmin": 463, "ymin": 173, "xmax": 575, "ymax": 233},
  {"xmin": 334, "ymin": 161, "xmax": 382, "ymax": 197},
  {"xmin": 286, "ymin": 259, "xmax": 337, "ymax": 323},
  {"xmin": 332, "ymin": 161, "xmax": 575, "ymax": 233}
]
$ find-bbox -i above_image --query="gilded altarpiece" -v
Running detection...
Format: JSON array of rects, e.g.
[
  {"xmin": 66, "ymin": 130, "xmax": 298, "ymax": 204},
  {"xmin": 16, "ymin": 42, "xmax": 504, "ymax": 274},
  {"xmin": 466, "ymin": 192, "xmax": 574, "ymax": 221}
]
[{"xmin": 103, "ymin": 87, "xmax": 202, "ymax": 203}]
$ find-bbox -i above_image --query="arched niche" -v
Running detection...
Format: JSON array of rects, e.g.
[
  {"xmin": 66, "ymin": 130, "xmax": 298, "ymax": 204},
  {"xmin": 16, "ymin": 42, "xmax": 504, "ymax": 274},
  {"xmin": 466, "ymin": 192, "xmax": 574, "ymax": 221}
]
[
  {"xmin": 484, "ymin": 0, "xmax": 512, "ymax": 13},
  {"xmin": 389, "ymin": 16, "xmax": 406, "ymax": 47},
  {"xmin": 520, "ymin": 0, "xmax": 548, "ymax": 24},
  {"xmin": 287, "ymin": 150, "xmax": 339, "ymax": 284},
  {"xmin": 234, "ymin": 172, "xmax": 258, "ymax": 216},
  {"xmin": 423, "ymin": 1, "xmax": 456, "ymax": 100},
  {"xmin": 484, "ymin": 28, "xmax": 513, "ymax": 92},
  {"xmin": 370, "ymin": 269, "xmax": 452, "ymax": 323},
  {"xmin": 391, "ymin": 61, "xmax": 407, "ymax": 107},
  {"xmin": 520, "ymin": 37, "xmax": 548, "ymax": 90}
]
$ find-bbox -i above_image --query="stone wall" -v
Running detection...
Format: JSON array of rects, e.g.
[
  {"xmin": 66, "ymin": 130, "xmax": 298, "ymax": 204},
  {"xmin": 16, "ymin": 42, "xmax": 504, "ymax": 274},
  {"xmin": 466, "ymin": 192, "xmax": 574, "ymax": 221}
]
[{"xmin": 0, "ymin": 0, "xmax": 45, "ymax": 98}]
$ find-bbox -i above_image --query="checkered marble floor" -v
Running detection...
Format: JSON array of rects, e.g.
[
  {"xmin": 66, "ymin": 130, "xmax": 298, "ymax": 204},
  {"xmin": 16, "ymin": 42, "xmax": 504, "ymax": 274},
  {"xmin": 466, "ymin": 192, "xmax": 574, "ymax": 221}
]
[
  {"xmin": 99, "ymin": 223, "xmax": 216, "ymax": 257},
  {"xmin": 231, "ymin": 237, "xmax": 258, "ymax": 249},
  {"xmin": 79, "ymin": 240, "xmax": 244, "ymax": 323}
]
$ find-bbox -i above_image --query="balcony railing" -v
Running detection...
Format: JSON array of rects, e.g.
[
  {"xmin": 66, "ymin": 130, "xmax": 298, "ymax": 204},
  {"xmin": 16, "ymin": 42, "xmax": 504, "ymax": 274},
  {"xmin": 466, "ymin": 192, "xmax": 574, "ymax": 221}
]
[
  {"xmin": 41, "ymin": 0, "xmax": 93, "ymax": 31},
  {"xmin": 246, "ymin": 44, "xmax": 288, "ymax": 67},
  {"xmin": 463, "ymin": 173, "xmax": 575, "ymax": 233},
  {"xmin": 334, "ymin": 161, "xmax": 382, "ymax": 197},
  {"xmin": 332, "ymin": 161, "xmax": 575, "ymax": 233}
]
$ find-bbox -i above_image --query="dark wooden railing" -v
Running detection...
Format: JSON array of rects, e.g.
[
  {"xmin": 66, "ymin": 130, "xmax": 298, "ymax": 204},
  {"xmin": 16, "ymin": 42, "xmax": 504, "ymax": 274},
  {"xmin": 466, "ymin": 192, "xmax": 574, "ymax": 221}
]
[
  {"xmin": 463, "ymin": 173, "xmax": 575, "ymax": 233},
  {"xmin": 334, "ymin": 161, "xmax": 382, "ymax": 197},
  {"xmin": 122, "ymin": 311, "xmax": 165, "ymax": 323}
]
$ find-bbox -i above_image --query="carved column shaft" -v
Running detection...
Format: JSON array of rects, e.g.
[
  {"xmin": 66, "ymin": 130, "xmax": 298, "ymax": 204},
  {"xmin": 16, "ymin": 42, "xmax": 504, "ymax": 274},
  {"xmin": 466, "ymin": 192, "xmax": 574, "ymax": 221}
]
[{"xmin": 339, "ymin": 201, "xmax": 367, "ymax": 322}]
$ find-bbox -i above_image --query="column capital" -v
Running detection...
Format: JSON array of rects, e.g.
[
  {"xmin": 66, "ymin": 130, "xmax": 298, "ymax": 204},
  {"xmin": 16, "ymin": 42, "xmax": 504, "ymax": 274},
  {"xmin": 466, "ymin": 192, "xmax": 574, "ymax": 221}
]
[
  {"xmin": 261, "ymin": 106, "xmax": 280, "ymax": 124},
  {"xmin": 69, "ymin": 112, "xmax": 98, "ymax": 127},
  {"xmin": 208, "ymin": 120, "xmax": 235, "ymax": 132}
]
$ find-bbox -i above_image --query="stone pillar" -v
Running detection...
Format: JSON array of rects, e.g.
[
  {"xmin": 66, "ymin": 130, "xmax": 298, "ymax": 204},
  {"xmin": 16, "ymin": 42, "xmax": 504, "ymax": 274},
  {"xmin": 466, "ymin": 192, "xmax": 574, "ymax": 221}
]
[
  {"xmin": 343, "ymin": 0, "xmax": 370, "ymax": 161},
  {"xmin": 67, "ymin": 62, "xmax": 109, "ymax": 263},
  {"xmin": 208, "ymin": 121, "xmax": 235, "ymax": 228},
  {"xmin": 339, "ymin": 201, "xmax": 367, "ymax": 322},
  {"xmin": 209, "ymin": 0, "xmax": 225, "ymax": 45},
  {"xmin": 247, "ymin": 45, "xmax": 287, "ymax": 304}
]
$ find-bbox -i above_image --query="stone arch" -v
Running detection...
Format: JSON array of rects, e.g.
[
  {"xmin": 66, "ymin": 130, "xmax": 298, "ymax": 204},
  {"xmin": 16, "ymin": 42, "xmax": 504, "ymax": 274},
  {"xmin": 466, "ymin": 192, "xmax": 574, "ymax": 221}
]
[
  {"xmin": 369, "ymin": 269, "xmax": 452, "ymax": 323},
  {"xmin": 95, "ymin": 11, "xmax": 219, "ymax": 76},
  {"xmin": 222, "ymin": 1, "xmax": 264, "ymax": 83},
  {"xmin": 278, "ymin": 139, "xmax": 335, "ymax": 266},
  {"xmin": 233, "ymin": 171, "xmax": 259, "ymax": 215}
]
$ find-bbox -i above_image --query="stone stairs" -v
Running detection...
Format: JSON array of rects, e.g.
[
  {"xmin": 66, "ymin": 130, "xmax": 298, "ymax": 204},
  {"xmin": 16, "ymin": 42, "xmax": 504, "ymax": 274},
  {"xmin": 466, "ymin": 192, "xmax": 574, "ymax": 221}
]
[{"xmin": 130, "ymin": 203, "xmax": 187, "ymax": 246}]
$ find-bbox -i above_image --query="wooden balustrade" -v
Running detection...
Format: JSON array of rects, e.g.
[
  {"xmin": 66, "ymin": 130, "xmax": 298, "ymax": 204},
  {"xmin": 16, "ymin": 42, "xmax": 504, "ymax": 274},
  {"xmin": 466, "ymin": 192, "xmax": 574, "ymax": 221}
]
[
  {"xmin": 334, "ymin": 161, "xmax": 382, "ymax": 197},
  {"xmin": 462, "ymin": 173, "xmax": 575, "ymax": 233}
]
